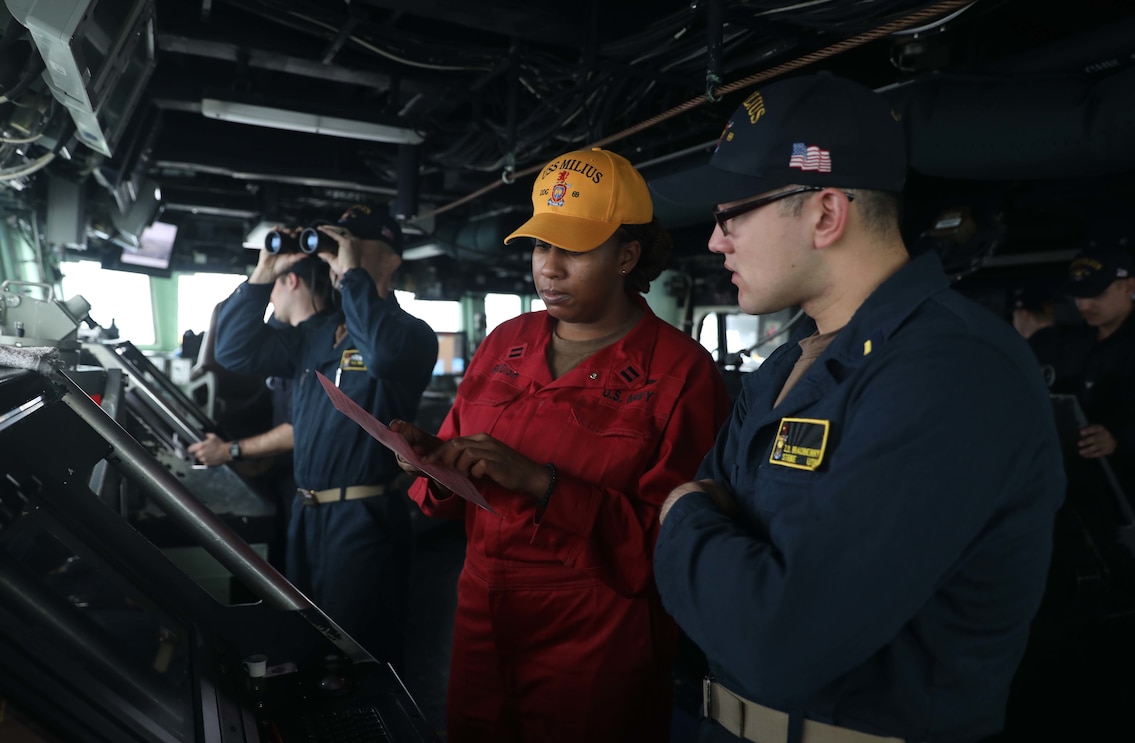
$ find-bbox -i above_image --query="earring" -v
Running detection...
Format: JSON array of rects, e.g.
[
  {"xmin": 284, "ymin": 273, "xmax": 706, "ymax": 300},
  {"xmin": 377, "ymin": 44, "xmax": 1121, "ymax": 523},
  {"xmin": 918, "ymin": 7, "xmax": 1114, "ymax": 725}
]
[{"xmin": 620, "ymin": 269, "xmax": 627, "ymax": 275}]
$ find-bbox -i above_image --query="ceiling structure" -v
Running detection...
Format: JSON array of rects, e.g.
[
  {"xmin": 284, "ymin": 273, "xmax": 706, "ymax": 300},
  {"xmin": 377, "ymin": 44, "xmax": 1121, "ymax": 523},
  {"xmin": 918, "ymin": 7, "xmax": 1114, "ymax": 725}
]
[{"xmin": 2, "ymin": 0, "xmax": 1135, "ymax": 300}]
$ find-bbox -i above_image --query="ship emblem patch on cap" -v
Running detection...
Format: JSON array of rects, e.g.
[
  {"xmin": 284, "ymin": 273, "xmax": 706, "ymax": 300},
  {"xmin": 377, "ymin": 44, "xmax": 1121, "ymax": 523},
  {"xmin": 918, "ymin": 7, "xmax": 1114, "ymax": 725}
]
[
  {"xmin": 1070, "ymin": 258, "xmax": 1102, "ymax": 280},
  {"xmin": 340, "ymin": 204, "xmax": 372, "ymax": 222},
  {"xmin": 548, "ymin": 170, "xmax": 570, "ymax": 208},
  {"xmin": 789, "ymin": 143, "xmax": 831, "ymax": 173}
]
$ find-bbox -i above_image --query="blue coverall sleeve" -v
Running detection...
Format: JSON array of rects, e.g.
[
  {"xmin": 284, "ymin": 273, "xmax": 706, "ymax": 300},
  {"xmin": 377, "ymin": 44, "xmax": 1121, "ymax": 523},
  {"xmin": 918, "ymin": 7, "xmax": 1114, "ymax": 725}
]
[
  {"xmin": 337, "ymin": 268, "xmax": 438, "ymax": 383},
  {"xmin": 654, "ymin": 336, "xmax": 1060, "ymax": 704},
  {"xmin": 212, "ymin": 282, "xmax": 303, "ymax": 377}
]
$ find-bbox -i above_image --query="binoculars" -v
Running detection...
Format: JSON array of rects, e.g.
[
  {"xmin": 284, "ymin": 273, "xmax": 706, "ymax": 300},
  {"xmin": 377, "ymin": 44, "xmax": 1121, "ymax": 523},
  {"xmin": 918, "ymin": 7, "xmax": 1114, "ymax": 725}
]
[{"xmin": 264, "ymin": 225, "xmax": 339, "ymax": 256}]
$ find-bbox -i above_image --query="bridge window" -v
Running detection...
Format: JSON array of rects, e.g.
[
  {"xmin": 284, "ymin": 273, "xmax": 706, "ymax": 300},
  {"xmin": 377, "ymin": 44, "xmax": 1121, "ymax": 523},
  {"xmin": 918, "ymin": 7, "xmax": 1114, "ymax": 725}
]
[
  {"xmin": 177, "ymin": 272, "xmax": 246, "ymax": 340},
  {"xmin": 395, "ymin": 291, "xmax": 461, "ymax": 332},
  {"xmin": 697, "ymin": 308, "xmax": 796, "ymax": 371},
  {"xmin": 59, "ymin": 260, "xmax": 155, "ymax": 346},
  {"xmin": 485, "ymin": 293, "xmax": 522, "ymax": 333}
]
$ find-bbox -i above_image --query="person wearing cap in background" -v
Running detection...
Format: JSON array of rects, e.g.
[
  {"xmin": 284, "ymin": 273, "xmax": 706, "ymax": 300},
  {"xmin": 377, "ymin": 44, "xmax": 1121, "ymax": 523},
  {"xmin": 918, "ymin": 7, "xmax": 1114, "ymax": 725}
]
[
  {"xmin": 189, "ymin": 257, "xmax": 332, "ymax": 570},
  {"xmin": 390, "ymin": 148, "xmax": 730, "ymax": 743},
  {"xmin": 1062, "ymin": 244, "xmax": 1135, "ymax": 493},
  {"xmin": 1009, "ymin": 285, "xmax": 1090, "ymax": 393},
  {"xmin": 190, "ymin": 256, "xmax": 332, "ymax": 468},
  {"xmin": 649, "ymin": 73, "xmax": 1063, "ymax": 743},
  {"xmin": 213, "ymin": 205, "xmax": 438, "ymax": 670}
]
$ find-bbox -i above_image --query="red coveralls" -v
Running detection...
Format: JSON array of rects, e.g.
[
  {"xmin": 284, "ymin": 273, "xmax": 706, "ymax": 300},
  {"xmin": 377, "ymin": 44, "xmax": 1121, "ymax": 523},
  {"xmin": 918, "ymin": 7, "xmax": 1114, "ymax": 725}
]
[{"xmin": 410, "ymin": 303, "xmax": 730, "ymax": 743}]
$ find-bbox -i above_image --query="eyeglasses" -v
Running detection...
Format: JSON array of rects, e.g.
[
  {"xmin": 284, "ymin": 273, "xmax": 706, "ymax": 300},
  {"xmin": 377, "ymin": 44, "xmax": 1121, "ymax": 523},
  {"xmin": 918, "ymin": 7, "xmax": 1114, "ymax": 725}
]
[{"xmin": 712, "ymin": 186, "xmax": 855, "ymax": 236}]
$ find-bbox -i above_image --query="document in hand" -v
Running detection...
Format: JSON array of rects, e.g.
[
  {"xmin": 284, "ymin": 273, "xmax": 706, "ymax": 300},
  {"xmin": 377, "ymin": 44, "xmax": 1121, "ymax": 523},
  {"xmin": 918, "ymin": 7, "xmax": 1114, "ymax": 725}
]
[{"xmin": 316, "ymin": 372, "xmax": 497, "ymax": 514}]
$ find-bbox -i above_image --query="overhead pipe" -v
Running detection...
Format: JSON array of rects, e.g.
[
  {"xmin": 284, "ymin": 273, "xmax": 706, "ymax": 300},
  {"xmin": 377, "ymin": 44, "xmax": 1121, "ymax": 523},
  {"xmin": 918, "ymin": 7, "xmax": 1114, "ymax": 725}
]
[
  {"xmin": 394, "ymin": 143, "xmax": 421, "ymax": 220},
  {"xmin": 896, "ymin": 67, "xmax": 1135, "ymax": 180},
  {"xmin": 410, "ymin": 0, "xmax": 975, "ymax": 224}
]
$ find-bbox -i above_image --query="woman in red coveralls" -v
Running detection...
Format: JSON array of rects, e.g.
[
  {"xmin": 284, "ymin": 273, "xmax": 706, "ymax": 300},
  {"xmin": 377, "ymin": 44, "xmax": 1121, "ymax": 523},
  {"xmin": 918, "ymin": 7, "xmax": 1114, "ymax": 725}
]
[{"xmin": 392, "ymin": 148, "xmax": 730, "ymax": 743}]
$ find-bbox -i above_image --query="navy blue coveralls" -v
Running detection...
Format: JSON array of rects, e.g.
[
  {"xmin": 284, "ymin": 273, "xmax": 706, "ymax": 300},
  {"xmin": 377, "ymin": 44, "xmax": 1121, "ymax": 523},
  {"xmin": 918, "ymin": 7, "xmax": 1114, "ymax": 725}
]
[
  {"xmin": 654, "ymin": 252, "xmax": 1065, "ymax": 742},
  {"xmin": 214, "ymin": 268, "xmax": 438, "ymax": 669},
  {"xmin": 1076, "ymin": 312, "xmax": 1135, "ymax": 495}
]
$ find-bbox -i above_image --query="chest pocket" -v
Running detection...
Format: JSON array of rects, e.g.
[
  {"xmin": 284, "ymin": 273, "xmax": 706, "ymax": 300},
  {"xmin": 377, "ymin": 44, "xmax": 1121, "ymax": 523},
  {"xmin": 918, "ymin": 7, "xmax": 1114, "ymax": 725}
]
[
  {"xmin": 566, "ymin": 402, "xmax": 658, "ymax": 488},
  {"xmin": 746, "ymin": 415, "xmax": 834, "ymax": 518},
  {"xmin": 460, "ymin": 370, "xmax": 526, "ymax": 435},
  {"xmin": 570, "ymin": 402, "xmax": 657, "ymax": 439},
  {"xmin": 749, "ymin": 462, "xmax": 824, "ymax": 517},
  {"xmin": 334, "ymin": 349, "xmax": 374, "ymax": 400}
]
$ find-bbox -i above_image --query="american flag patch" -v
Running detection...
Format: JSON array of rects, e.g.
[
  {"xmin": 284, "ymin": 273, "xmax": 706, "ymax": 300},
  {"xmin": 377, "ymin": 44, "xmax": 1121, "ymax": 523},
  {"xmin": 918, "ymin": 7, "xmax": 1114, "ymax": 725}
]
[
  {"xmin": 618, "ymin": 365, "xmax": 641, "ymax": 384},
  {"xmin": 789, "ymin": 143, "xmax": 831, "ymax": 173},
  {"xmin": 507, "ymin": 344, "xmax": 526, "ymax": 359}
]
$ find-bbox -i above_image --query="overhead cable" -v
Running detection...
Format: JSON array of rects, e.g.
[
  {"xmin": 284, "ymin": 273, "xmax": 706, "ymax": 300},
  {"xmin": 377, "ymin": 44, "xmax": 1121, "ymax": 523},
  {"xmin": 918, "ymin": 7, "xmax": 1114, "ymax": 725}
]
[{"xmin": 410, "ymin": 0, "xmax": 976, "ymax": 223}]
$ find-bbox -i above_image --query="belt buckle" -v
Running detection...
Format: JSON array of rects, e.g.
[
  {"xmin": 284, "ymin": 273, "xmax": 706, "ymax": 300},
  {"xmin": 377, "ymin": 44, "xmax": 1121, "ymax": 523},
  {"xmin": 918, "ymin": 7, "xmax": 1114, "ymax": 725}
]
[
  {"xmin": 298, "ymin": 488, "xmax": 318, "ymax": 507},
  {"xmin": 703, "ymin": 675, "xmax": 713, "ymax": 719}
]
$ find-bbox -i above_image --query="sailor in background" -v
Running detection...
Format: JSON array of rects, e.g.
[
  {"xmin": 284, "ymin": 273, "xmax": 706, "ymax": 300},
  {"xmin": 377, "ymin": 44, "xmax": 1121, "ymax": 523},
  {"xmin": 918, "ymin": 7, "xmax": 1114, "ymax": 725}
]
[
  {"xmin": 1061, "ymin": 244, "xmax": 1135, "ymax": 495},
  {"xmin": 212, "ymin": 205, "xmax": 437, "ymax": 670}
]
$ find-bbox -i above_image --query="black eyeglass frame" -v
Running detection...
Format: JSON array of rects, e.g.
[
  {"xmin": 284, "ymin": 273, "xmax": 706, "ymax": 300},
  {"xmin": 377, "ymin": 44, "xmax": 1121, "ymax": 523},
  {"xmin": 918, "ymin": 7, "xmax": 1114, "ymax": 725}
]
[{"xmin": 712, "ymin": 186, "xmax": 855, "ymax": 236}]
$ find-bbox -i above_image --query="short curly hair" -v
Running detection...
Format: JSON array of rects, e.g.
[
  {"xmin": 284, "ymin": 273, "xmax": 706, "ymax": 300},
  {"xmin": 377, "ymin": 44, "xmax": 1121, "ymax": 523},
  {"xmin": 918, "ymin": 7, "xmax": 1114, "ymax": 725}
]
[{"xmin": 616, "ymin": 219, "xmax": 672, "ymax": 294}]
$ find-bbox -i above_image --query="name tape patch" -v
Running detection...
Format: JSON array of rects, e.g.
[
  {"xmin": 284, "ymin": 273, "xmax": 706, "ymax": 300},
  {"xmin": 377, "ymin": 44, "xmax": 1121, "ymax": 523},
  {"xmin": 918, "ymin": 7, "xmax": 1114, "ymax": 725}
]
[
  {"xmin": 339, "ymin": 349, "xmax": 367, "ymax": 371},
  {"xmin": 769, "ymin": 417, "xmax": 830, "ymax": 471}
]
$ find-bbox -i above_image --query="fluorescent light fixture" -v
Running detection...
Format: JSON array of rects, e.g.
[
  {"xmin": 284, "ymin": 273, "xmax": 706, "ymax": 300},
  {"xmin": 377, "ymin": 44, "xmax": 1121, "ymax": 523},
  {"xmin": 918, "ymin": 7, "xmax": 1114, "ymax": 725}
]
[
  {"xmin": 243, "ymin": 220, "xmax": 276, "ymax": 250},
  {"xmin": 402, "ymin": 241, "xmax": 448, "ymax": 261},
  {"xmin": 201, "ymin": 99, "xmax": 424, "ymax": 144}
]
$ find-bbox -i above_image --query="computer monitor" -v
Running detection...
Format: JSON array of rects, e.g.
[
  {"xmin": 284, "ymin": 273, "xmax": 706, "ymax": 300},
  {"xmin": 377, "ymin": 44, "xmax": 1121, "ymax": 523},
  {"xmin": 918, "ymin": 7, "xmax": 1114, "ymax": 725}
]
[{"xmin": 121, "ymin": 220, "xmax": 177, "ymax": 270}]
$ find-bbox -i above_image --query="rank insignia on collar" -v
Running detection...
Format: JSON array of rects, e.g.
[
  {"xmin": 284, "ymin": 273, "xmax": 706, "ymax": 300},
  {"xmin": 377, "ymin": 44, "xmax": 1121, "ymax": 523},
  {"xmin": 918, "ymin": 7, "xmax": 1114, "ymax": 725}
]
[
  {"xmin": 769, "ymin": 417, "xmax": 830, "ymax": 471},
  {"xmin": 618, "ymin": 364, "xmax": 641, "ymax": 384}
]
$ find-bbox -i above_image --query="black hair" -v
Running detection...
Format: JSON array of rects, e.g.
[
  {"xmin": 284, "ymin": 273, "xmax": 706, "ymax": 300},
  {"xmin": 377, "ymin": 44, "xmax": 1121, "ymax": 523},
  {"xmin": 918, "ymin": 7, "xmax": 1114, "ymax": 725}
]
[
  {"xmin": 850, "ymin": 189, "xmax": 903, "ymax": 237},
  {"xmin": 285, "ymin": 256, "xmax": 334, "ymax": 310},
  {"xmin": 616, "ymin": 218, "xmax": 672, "ymax": 294}
]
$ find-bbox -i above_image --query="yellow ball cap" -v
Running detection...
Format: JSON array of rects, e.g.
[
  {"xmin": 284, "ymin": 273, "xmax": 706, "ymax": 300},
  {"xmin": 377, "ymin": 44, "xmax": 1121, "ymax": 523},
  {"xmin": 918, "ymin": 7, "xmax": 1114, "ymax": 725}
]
[{"xmin": 504, "ymin": 148, "xmax": 653, "ymax": 252}]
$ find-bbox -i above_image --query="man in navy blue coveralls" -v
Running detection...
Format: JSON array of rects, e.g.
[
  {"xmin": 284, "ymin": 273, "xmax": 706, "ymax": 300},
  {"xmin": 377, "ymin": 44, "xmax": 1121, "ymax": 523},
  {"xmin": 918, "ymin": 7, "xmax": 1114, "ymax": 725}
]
[
  {"xmin": 214, "ymin": 205, "xmax": 438, "ymax": 670},
  {"xmin": 1061, "ymin": 245, "xmax": 1135, "ymax": 496},
  {"xmin": 650, "ymin": 74, "xmax": 1064, "ymax": 743}
]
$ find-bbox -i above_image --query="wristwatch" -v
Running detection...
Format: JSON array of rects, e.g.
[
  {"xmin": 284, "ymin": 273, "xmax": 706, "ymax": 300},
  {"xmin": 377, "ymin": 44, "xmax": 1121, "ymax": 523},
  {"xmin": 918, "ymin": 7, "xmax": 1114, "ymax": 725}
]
[{"xmin": 229, "ymin": 440, "xmax": 242, "ymax": 461}]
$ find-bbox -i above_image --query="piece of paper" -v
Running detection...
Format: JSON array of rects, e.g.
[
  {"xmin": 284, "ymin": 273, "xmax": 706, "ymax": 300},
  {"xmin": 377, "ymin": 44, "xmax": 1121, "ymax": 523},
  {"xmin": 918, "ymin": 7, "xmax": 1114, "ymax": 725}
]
[{"xmin": 316, "ymin": 372, "xmax": 495, "ymax": 513}]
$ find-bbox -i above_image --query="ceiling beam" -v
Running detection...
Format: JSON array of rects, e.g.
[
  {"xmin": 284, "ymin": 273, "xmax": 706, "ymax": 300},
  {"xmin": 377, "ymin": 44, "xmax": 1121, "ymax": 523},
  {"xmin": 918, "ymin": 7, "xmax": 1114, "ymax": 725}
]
[
  {"xmin": 157, "ymin": 34, "xmax": 438, "ymax": 95},
  {"xmin": 351, "ymin": 0, "xmax": 585, "ymax": 44}
]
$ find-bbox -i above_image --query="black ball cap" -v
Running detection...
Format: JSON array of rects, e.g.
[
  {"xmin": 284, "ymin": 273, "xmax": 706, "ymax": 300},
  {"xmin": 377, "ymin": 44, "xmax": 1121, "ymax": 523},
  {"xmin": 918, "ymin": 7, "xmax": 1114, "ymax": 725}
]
[
  {"xmin": 1061, "ymin": 247, "xmax": 1135, "ymax": 298},
  {"xmin": 650, "ymin": 73, "xmax": 908, "ymax": 206},
  {"xmin": 337, "ymin": 204, "xmax": 404, "ymax": 256}
]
